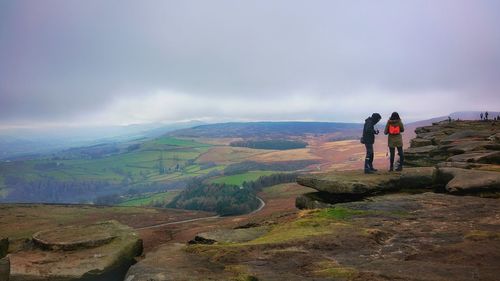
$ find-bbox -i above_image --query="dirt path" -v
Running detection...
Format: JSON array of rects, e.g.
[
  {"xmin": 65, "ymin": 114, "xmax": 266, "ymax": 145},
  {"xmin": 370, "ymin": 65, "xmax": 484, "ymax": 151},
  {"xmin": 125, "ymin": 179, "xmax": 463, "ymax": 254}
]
[
  {"xmin": 135, "ymin": 215, "xmax": 221, "ymax": 230},
  {"xmin": 135, "ymin": 195, "xmax": 266, "ymax": 230}
]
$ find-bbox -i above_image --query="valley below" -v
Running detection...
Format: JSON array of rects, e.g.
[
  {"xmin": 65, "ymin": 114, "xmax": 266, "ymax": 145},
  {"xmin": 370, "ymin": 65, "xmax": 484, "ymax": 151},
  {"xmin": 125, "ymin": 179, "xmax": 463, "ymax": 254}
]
[{"xmin": 1, "ymin": 119, "xmax": 500, "ymax": 281}]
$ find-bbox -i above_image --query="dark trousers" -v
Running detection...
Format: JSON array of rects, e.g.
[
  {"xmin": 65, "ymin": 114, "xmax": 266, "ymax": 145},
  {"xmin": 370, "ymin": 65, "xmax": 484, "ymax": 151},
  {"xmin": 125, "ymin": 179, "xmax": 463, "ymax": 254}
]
[
  {"xmin": 364, "ymin": 143, "xmax": 374, "ymax": 170},
  {"xmin": 389, "ymin": 146, "xmax": 404, "ymax": 168}
]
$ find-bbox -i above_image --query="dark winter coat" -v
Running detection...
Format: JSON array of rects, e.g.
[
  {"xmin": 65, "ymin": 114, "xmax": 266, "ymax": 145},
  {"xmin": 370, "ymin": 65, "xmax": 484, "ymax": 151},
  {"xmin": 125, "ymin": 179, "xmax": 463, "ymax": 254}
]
[
  {"xmin": 362, "ymin": 117, "xmax": 378, "ymax": 144},
  {"xmin": 384, "ymin": 119, "xmax": 404, "ymax": 148}
]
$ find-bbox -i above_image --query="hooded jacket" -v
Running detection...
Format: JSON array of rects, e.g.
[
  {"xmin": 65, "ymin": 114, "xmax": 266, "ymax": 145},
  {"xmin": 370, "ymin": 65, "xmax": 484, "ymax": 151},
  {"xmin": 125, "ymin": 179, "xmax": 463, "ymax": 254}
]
[
  {"xmin": 384, "ymin": 119, "xmax": 404, "ymax": 148},
  {"xmin": 362, "ymin": 115, "xmax": 380, "ymax": 145}
]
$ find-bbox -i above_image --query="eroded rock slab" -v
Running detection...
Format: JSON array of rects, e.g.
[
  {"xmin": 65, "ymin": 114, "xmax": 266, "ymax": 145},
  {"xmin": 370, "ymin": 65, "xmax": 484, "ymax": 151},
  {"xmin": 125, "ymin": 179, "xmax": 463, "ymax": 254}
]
[
  {"xmin": 407, "ymin": 120, "xmax": 500, "ymax": 166},
  {"xmin": 125, "ymin": 243, "xmax": 247, "ymax": 281},
  {"xmin": 10, "ymin": 220, "xmax": 142, "ymax": 281},
  {"xmin": 295, "ymin": 192, "xmax": 337, "ymax": 209},
  {"xmin": 434, "ymin": 167, "xmax": 500, "ymax": 194},
  {"xmin": 190, "ymin": 226, "xmax": 271, "ymax": 244},
  {"xmin": 296, "ymin": 168, "xmax": 436, "ymax": 209},
  {"xmin": 399, "ymin": 167, "xmax": 435, "ymax": 189},
  {"xmin": 447, "ymin": 151, "xmax": 500, "ymax": 164},
  {"xmin": 297, "ymin": 171, "xmax": 401, "ymax": 195}
]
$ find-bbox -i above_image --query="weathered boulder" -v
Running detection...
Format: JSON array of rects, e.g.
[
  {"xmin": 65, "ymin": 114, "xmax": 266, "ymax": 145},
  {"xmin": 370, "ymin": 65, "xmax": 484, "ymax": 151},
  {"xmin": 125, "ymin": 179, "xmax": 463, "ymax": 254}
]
[
  {"xmin": 297, "ymin": 171, "xmax": 401, "ymax": 195},
  {"xmin": 445, "ymin": 141, "xmax": 497, "ymax": 154},
  {"xmin": 295, "ymin": 168, "xmax": 438, "ymax": 209},
  {"xmin": 489, "ymin": 132, "xmax": 500, "ymax": 143},
  {"xmin": 405, "ymin": 145, "xmax": 439, "ymax": 156},
  {"xmin": 447, "ymin": 150, "xmax": 500, "ymax": 164},
  {"xmin": 434, "ymin": 167, "xmax": 500, "ymax": 194},
  {"xmin": 440, "ymin": 130, "xmax": 493, "ymax": 144},
  {"xmin": 407, "ymin": 120, "xmax": 500, "ymax": 167},
  {"xmin": 10, "ymin": 220, "xmax": 142, "ymax": 281},
  {"xmin": 410, "ymin": 138, "xmax": 433, "ymax": 147},
  {"xmin": 416, "ymin": 132, "xmax": 447, "ymax": 145},
  {"xmin": 190, "ymin": 226, "xmax": 270, "ymax": 244},
  {"xmin": 399, "ymin": 167, "xmax": 435, "ymax": 189},
  {"xmin": 295, "ymin": 192, "xmax": 337, "ymax": 209}
]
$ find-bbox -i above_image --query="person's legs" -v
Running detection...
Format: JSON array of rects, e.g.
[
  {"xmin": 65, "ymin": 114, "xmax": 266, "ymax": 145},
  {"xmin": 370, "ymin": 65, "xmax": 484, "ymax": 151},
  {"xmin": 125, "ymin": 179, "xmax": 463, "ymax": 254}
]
[
  {"xmin": 364, "ymin": 143, "xmax": 374, "ymax": 173},
  {"xmin": 389, "ymin": 147, "xmax": 395, "ymax": 171},
  {"xmin": 396, "ymin": 146, "xmax": 404, "ymax": 171}
]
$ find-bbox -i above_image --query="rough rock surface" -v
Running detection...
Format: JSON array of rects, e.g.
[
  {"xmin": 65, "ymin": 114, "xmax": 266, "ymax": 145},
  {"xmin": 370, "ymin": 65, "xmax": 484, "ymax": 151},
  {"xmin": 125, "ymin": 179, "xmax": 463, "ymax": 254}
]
[
  {"xmin": 0, "ymin": 238, "xmax": 9, "ymax": 281},
  {"xmin": 9, "ymin": 220, "xmax": 142, "ymax": 281},
  {"xmin": 297, "ymin": 171, "xmax": 401, "ymax": 195},
  {"xmin": 434, "ymin": 167, "xmax": 500, "ymax": 194},
  {"xmin": 447, "ymin": 150, "xmax": 500, "ymax": 164},
  {"xmin": 128, "ymin": 193, "xmax": 500, "ymax": 281},
  {"xmin": 0, "ymin": 257, "xmax": 9, "ymax": 281},
  {"xmin": 398, "ymin": 166, "xmax": 435, "ymax": 189},
  {"xmin": 189, "ymin": 226, "xmax": 271, "ymax": 244},
  {"xmin": 296, "ymin": 168, "xmax": 436, "ymax": 208},
  {"xmin": 295, "ymin": 192, "xmax": 337, "ymax": 209},
  {"xmin": 406, "ymin": 120, "xmax": 500, "ymax": 167}
]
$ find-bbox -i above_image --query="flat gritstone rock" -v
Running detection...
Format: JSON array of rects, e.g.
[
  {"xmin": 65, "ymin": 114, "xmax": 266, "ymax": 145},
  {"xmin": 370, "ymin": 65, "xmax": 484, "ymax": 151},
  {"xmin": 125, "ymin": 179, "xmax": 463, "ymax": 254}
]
[
  {"xmin": 33, "ymin": 222, "xmax": 118, "ymax": 251},
  {"xmin": 10, "ymin": 220, "xmax": 142, "ymax": 281}
]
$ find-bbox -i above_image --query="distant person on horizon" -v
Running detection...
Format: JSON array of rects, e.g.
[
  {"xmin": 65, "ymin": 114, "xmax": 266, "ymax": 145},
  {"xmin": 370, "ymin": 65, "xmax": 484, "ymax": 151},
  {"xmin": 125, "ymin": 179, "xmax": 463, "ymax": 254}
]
[
  {"xmin": 480, "ymin": 112, "xmax": 483, "ymax": 120},
  {"xmin": 384, "ymin": 112, "xmax": 405, "ymax": 172},
  {"xmin": 485, "ymin": 111, "xmax": 489, "ymax": 120},
  {"xmin": 361, "ymin": 113, "xmax": 381, "ymax": 174}
]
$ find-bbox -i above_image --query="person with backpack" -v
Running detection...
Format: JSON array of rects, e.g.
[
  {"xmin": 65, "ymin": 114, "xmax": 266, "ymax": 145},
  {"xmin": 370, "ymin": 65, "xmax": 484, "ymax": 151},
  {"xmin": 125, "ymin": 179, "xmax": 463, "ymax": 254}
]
[
  {"xmin": 361, "ymin": 113, "xmax": 381, "ymax": 174},
  {"xmin": 384, "ymin": 112, "xmax": 405, "ymax": 171}
]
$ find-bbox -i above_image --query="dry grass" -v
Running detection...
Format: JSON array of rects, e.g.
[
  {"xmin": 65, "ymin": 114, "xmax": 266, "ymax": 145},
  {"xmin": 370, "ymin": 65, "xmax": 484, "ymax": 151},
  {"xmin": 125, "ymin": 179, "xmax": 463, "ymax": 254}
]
[
  {"xmin": 247, "ymin": 148, "xmax": 320, "ymax": 163},
  {"xmin": 197, "ymin": 146, "xmax": 270, "ymax": 164}
]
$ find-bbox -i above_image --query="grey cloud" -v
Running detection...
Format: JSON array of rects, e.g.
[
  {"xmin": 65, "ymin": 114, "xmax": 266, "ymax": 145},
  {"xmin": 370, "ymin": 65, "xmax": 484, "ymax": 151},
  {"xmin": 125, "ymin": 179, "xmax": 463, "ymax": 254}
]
[{"xmin": 0, "ymin": 0, "xmax": 499, "ymax": 126}]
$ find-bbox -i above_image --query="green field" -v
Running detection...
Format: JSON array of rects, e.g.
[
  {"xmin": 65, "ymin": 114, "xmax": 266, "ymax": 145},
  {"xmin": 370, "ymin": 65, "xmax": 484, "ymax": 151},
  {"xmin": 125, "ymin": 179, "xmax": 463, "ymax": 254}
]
[
  {"xmin": 209, "ymin": 171, "xmax": 277, "ymax": 186},
  {"xmin": 119, "ymin": 190, "xmax": 181, "ymax": 207},
  {"xmin": 0, "ymin": 137, "xmax": 215, "ymax": 185}
]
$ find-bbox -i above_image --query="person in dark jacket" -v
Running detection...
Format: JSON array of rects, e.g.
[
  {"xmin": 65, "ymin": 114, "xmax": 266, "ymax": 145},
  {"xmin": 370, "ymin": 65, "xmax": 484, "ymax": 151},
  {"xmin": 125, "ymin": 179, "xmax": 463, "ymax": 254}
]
[
  {"xmin": 384, "ymin": 112, "xmax": 405, "ymax": 171},
  {"xmin": 361, "ymin": 113, "xmax": 381, "ymax": 174}
]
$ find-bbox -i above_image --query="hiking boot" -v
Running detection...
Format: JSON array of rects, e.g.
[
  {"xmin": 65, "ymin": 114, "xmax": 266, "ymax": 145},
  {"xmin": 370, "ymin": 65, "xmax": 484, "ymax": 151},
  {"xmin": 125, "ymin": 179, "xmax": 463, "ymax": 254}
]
[
  {"xmin": 396, "ymin": 166, "xmax": 403, "ymax": 171},
  {"xmin": 364, "ymin": 159, "xmax": 372, "ymax": 174},
  {"xmin": 389, "ymin": 166, "xmax": 394, "ymax": 172},
  {"xmin": 371, "ymin": 167, "xmax": 378, "ymax": 172}
]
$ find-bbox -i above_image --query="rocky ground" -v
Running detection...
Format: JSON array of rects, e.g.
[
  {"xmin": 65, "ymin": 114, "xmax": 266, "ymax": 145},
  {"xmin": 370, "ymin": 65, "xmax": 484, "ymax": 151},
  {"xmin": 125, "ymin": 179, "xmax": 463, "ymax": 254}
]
[
  {"xmin": 125, "ymin": 120, "xmax": 500, "ymax": 281},
  {"xmin": 126, "ymin": 192, "xmax": 500, "ymax": 281},
  {"xmin": 9, "ymin": 220, "xmax": 142, "ymax": 281},
  {"xmin": 0, "ymin": 205, "xmax": 213, "ymax": 281}
]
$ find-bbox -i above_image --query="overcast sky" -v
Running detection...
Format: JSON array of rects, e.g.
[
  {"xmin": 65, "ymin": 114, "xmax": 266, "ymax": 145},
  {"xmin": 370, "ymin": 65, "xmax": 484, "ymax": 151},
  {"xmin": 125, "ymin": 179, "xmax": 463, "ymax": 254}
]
[{"xmin": 1, "ymin": 0, "xmax": 499, "ymax": 128}]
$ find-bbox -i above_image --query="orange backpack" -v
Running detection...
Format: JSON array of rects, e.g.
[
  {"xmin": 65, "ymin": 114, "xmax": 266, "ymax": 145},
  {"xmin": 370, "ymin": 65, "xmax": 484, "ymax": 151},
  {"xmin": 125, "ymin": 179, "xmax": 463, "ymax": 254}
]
[{"xmin": 389, "ymin": 124, "xmax": 400, "ymax": 135}]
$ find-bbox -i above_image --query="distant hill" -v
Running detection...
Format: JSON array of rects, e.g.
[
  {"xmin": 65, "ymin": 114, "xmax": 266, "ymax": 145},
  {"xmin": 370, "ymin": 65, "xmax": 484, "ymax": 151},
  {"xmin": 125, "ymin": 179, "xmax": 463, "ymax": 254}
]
[
  {"xmin": 0, "ymin": 121, "xmax": 205, "ymax": 160},
  {"xmin": 169, "ymin": 122, "xmax": 363, "ymax": 138}
]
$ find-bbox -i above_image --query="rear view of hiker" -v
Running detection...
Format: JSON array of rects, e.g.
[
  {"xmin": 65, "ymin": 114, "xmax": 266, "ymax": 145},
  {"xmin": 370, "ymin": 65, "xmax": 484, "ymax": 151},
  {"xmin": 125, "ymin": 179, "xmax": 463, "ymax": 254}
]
[
  {"xmin": 385, "ymin": 112, "xmax": 405, "ymax": 171},
  {"xmin": 361, "ymin": 113, "xmax": 381, "ymax": 174}
]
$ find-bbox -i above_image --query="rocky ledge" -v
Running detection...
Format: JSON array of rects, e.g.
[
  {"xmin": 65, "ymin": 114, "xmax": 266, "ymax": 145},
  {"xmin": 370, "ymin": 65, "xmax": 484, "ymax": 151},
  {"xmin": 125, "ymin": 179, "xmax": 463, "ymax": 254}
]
[
  {"xmin": 296, "ymin": 120, "xmax": 500, "ymax": 209},
  {"xmin": 406, "ymin": 120, "xmax": 500, "ymax": 167},
  {"xmin": 9, "ymin": 220, "xmax": 142, "ymax": 281},
  {"xmin": 296, "ymin": 167, "xmax": 435, "ymax": 209}
]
